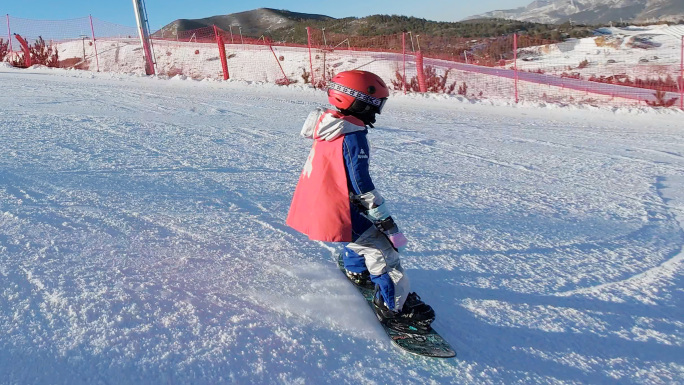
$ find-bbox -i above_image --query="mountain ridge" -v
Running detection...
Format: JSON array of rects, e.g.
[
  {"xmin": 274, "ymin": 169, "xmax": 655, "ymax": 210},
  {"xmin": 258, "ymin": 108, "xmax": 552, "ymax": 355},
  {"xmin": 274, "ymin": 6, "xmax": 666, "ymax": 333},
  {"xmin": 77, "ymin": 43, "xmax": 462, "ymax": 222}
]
[
  {"xmin": 467, "ymin": 0, "xmax": 684, "ymax": 24},
  {"xmin": 155, "ymin": 5, "xmax": 682, "ymax": 43},
  {"xmin": 155, "ymin": 8, "xmax": 597, "ymax": 43},
  {"xmin": 156, "ymin": 8, "xmax": 333, "ymax": 38}
]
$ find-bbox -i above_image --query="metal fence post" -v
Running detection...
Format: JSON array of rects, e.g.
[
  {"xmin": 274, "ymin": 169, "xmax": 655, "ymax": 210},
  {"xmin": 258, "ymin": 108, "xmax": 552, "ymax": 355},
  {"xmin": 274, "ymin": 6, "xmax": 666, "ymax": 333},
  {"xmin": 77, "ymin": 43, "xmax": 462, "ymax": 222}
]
[
  {"xmin": 415, "ymin": 51, "xmax": 427, "ymax": 93},
  {"xmin": 269, "ymin": 44, "xmax": 289, "ymax": 85},
  {"xmin": 89, "ymin": 15, "xmax": 100, "ymax": 72},
  {"xmin": 306, "ymin": 27, "xmax": 315, "ymax": 88},
  {"xmin": 514, "ymin": 33, "xmax": 519, "ymax": 104},
  {"xmin": 680, "ymin": 35, "xmax": 683, "ymax": 110},
  {"xmin": 6, "ymin": 14, "xmax": 11, "ymax": 52},
  {"xmin": 402, "ymin": 32, "xmax": 407, "ymax": 94}
]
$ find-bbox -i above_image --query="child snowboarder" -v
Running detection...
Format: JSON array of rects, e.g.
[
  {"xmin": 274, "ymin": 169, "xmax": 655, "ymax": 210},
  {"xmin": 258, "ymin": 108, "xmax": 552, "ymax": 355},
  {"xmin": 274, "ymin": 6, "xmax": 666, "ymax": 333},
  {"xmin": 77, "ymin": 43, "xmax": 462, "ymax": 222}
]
[{"xmin": 286, "ymin": 70, "xmax": 435, "ymax": 332}]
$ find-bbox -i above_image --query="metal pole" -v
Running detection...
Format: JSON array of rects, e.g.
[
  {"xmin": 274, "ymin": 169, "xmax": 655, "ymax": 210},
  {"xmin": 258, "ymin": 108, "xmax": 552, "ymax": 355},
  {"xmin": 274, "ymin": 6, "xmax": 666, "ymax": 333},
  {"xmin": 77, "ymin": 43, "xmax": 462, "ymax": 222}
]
[
  {"xmin": 239, "ymin": 26, "xmax": 243, "ymax": 45},
  {"xmin": 514, "ymin": 33, "xmax": 519, "ymax": 104},
  {"xmin": 6, "ymin": 14, "xmax": 11, "ymax": 52},
  {"xmin": 323, "ymin": 50, "xmax": 327, "ymax": 83},
  {"xmin": 306, "ymin": 27, "xmax": 315, "ymax": 87},
  {"xmin": 89, "ymin": 15, "xmax": 100, "ymax": 72},
  {"xmin": 402, "ymin": 32, "xmax": 406, "ymax": 94},
  {"xmin": 415, "ymin": 51, "xmax": 426, "ymax": 93},
  {"xmin": 132, "ymin": 0, "xmax": 156, "ymax": 75},
  {"xmin": 229, "ymin": 25, "xmax": 234, "ymax": 44},
  {"xmin": 269, "ymin": 45, "xmax": 289, "ymax": 85},
  {"xmin": 140, "ymin": 0, "xmax": 157, "ymax": 74},
  {"xmin": 680, "ymin": 35, "xmax": 683, "ymax": 110},
  {"xmin": 322, "ymin": 28, "xmax": 327, "ymax": 48}
]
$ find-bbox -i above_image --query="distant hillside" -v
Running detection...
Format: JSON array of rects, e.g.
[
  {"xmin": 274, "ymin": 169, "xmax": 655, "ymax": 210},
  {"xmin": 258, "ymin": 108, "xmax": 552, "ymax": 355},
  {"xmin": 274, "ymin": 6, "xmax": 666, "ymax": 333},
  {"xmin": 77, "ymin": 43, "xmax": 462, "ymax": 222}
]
[
  {"xmin": 155, "ymin": 8, "xmax": 333, "ymax": 39},
  {"xmin": 156, "ymin": 8, "xmax": 599, "ymax": 44},
  {"xmin": 285, "ymin": 15, "xmax": 596, "ymax": 40}
]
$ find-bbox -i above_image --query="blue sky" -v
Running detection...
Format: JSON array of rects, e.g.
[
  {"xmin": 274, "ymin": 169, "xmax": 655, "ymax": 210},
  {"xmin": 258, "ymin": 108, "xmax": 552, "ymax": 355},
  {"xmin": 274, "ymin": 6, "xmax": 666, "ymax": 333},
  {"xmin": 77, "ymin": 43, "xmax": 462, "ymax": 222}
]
[{"xmin": 2, "ymin": 1, "xmax": 532, "ymax": 28}]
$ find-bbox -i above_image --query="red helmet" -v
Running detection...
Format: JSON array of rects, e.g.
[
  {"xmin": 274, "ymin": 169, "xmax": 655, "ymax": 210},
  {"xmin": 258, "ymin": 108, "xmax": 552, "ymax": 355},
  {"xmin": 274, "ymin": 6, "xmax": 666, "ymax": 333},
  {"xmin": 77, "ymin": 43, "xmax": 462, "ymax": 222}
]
[{"xmin": 327, "ymin": 70, "xmax": 389, "ymax": 115}]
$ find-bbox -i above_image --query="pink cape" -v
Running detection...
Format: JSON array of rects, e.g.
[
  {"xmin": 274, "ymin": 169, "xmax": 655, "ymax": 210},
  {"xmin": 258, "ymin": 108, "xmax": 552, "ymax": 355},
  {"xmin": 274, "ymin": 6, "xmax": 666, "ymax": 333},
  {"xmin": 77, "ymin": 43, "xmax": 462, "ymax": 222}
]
[{"xmin": 286, "ymin": 113, "xmax": 355, "ymax": 242}]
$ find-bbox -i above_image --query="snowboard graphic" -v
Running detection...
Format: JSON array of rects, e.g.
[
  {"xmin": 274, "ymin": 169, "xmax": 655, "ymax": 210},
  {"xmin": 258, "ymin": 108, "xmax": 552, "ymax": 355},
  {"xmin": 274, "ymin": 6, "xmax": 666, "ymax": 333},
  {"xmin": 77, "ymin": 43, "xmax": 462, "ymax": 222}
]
[{"xmin": 337, "ymin": 254, "xmax": 456, "ymax": 358}]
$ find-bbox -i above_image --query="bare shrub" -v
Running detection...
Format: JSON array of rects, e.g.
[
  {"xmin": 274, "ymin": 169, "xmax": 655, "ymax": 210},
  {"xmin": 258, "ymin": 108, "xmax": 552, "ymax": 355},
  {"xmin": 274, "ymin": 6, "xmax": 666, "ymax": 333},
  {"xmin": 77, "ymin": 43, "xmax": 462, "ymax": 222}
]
[
  {"xmin": 457, "ymin": 82, "xmax": 468, "ymax": 96},
  {"xmin": 560, "ymin": 72, "xmax": 582, "ymax": 79},
  {"xmin": 0, "ymin": 39, "xmax": 8, "ymax": 62},
  {"xmin": 30, "ymin": 37, "xmax": 59, "ymax": 67},
  {"xmin": 10, "ymin": 53, "xmax": 27, "ymax": 68},
  {"xmin": 301, "ymin": 68, "xmax": 311, "ymax": 84},
  {"xmin": 391, "ymin": 71, "xmax": 416, "ymax": 91},
  {"xmin": 275, "ymin": 77, "xmax": 297, "ymax": 86},
  {"xmin": 646, "ymin": 90, "xmax": 678, "ymax": 108},
  {"xmin": 424, "ymin": 66, "xmax": 457, "ymax": 94},
  {"xmin": 391, "ymin": 66, "xmax": 457, "ymax": 94},
  {"xmin": 310, "ymin": 68, "xmax": 336, "ymax": 89},
  {"xmin": 588, "ymin": 74, "xmax": 679, "ymax": 93}
]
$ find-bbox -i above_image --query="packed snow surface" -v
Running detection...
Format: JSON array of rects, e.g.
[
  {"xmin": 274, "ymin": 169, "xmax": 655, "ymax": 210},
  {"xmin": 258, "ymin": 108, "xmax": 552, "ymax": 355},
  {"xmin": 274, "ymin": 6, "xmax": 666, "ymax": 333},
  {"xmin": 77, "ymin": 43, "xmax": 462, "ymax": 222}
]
[{"xmin": 1, "ymin": 65, "xmax": 683, "ymax": 384}]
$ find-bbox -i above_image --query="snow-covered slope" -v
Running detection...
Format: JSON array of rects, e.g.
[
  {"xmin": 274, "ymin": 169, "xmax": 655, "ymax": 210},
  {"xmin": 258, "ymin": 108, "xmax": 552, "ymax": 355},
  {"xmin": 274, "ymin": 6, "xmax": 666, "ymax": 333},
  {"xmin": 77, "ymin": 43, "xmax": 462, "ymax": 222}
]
[
  {"xmin": 1, "ymin": 65, "xmax": 683, "ymax": 384},
  {"xmin": 468, "ymin": 0, "xmax": 684, "ymax": 24},
  {"xmin": 516, "ymin": 24, "xmax": 682, "ymax": 80}
]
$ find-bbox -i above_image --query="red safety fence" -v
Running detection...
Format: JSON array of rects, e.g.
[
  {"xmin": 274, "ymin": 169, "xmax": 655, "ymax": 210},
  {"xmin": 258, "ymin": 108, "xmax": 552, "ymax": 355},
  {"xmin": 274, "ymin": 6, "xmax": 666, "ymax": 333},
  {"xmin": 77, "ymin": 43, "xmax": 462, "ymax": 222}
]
[
  {"xmin": 2, "ymin": 15, "xmax": 139, "ymax": 71},
  {"xmin": 149, "ymin": 25, "xmax": 297, "ymax": 83},
  {"xmin": 2, "ymin": 15, "xmax": 683, "ymax": 109},
  {"xmin": 304, "ymin": 27, "xmax": 684, "ymax": 109}
]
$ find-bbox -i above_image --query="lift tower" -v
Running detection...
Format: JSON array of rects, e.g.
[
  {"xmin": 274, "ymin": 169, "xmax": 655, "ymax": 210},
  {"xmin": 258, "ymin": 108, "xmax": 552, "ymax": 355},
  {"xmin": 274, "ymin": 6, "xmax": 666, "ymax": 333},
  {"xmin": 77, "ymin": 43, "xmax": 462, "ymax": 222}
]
[{"xmin": 132, "ymin": 0, "xmax": 156, "ymax": 75}]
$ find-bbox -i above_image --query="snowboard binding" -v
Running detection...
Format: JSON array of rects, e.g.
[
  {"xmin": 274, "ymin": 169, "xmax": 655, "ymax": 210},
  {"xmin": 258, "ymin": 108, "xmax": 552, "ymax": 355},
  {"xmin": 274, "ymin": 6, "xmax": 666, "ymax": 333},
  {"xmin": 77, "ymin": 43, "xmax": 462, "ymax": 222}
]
[
  {"xmin": 345, "ymin": 269, "xmax": 374, "ymax": 289},
  {"xmin": 373, "ymin": 290, "xmax": 435, "ymax": 334}
]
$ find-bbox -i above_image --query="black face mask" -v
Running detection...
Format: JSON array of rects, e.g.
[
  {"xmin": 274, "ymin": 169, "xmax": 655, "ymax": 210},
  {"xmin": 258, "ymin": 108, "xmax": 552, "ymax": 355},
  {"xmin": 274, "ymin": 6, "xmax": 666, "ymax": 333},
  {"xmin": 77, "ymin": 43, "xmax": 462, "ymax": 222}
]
[
  {"xmin": 341, "ymin": 109, "xmax": 376, "ymax": 127},
  {"xmin": 356, "ymin": 111, "xmax": 377, "ymax": 127},
  {"xmin": 345, "ymin": 98, "xmax": 385, "ymax": 127}
]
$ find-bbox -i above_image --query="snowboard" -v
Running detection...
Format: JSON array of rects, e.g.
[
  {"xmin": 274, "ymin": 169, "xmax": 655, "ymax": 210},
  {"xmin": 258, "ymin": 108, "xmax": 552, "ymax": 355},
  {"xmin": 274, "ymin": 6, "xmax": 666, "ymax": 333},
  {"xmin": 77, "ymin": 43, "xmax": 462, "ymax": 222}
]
[{"xmin": 337, "ymin": 254, "xmax": 456, "ymax": 358}]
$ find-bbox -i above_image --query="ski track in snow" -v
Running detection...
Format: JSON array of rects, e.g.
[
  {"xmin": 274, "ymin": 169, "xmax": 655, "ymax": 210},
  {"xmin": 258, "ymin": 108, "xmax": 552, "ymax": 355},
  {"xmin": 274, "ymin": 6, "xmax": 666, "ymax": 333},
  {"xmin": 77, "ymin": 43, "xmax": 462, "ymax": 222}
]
[{"xmin": 1, "ymin": 66, "xmax": 683, "ymax": 384}]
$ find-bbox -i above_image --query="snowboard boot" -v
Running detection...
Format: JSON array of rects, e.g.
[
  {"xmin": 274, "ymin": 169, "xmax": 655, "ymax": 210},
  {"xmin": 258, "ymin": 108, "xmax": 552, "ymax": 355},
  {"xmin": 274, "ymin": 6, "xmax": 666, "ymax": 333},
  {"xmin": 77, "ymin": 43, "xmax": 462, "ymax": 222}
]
[
  {"xmin": 373, "ymin": 289, "xmax": 435, "ymax": 334},
  {"xmin": 345, "ymin": 269, "xmax": 373, "ymax": 289}
]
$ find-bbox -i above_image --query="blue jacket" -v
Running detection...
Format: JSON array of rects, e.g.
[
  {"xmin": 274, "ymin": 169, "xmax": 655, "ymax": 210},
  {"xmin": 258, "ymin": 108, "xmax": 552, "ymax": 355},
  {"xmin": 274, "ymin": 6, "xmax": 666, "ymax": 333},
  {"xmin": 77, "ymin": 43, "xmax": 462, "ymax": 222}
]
[
  {"xmin": 343, "ymin": 129, "xmax": 375, "ymax": 196},
  {"xmin": 342, "ymin": 129, "xmax": 379, "ymax": 240}
]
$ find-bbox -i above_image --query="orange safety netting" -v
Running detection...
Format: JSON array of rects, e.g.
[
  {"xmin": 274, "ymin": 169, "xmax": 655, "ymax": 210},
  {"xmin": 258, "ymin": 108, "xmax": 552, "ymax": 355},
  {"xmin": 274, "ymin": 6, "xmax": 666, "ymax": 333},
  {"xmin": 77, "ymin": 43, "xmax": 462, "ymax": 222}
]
[
  {"xmin": 3, "ymin": 15, "xmax": 139, "ymax": 71},
  {"xmin": 304, "ymin": 26, "xmax": 684, "ymax": 109},
  {"xmin": 3, "ymin": 17, "xmax": 683, "ymax": 109}
]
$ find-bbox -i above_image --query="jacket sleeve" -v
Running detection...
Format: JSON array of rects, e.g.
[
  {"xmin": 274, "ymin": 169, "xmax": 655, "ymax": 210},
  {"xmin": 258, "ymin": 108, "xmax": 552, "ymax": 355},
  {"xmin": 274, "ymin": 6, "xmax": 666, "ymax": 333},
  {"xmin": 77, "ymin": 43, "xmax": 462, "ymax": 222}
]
[{"xmin": 343, "ymin": 132, "xmax": 385, "ymax": 209}]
